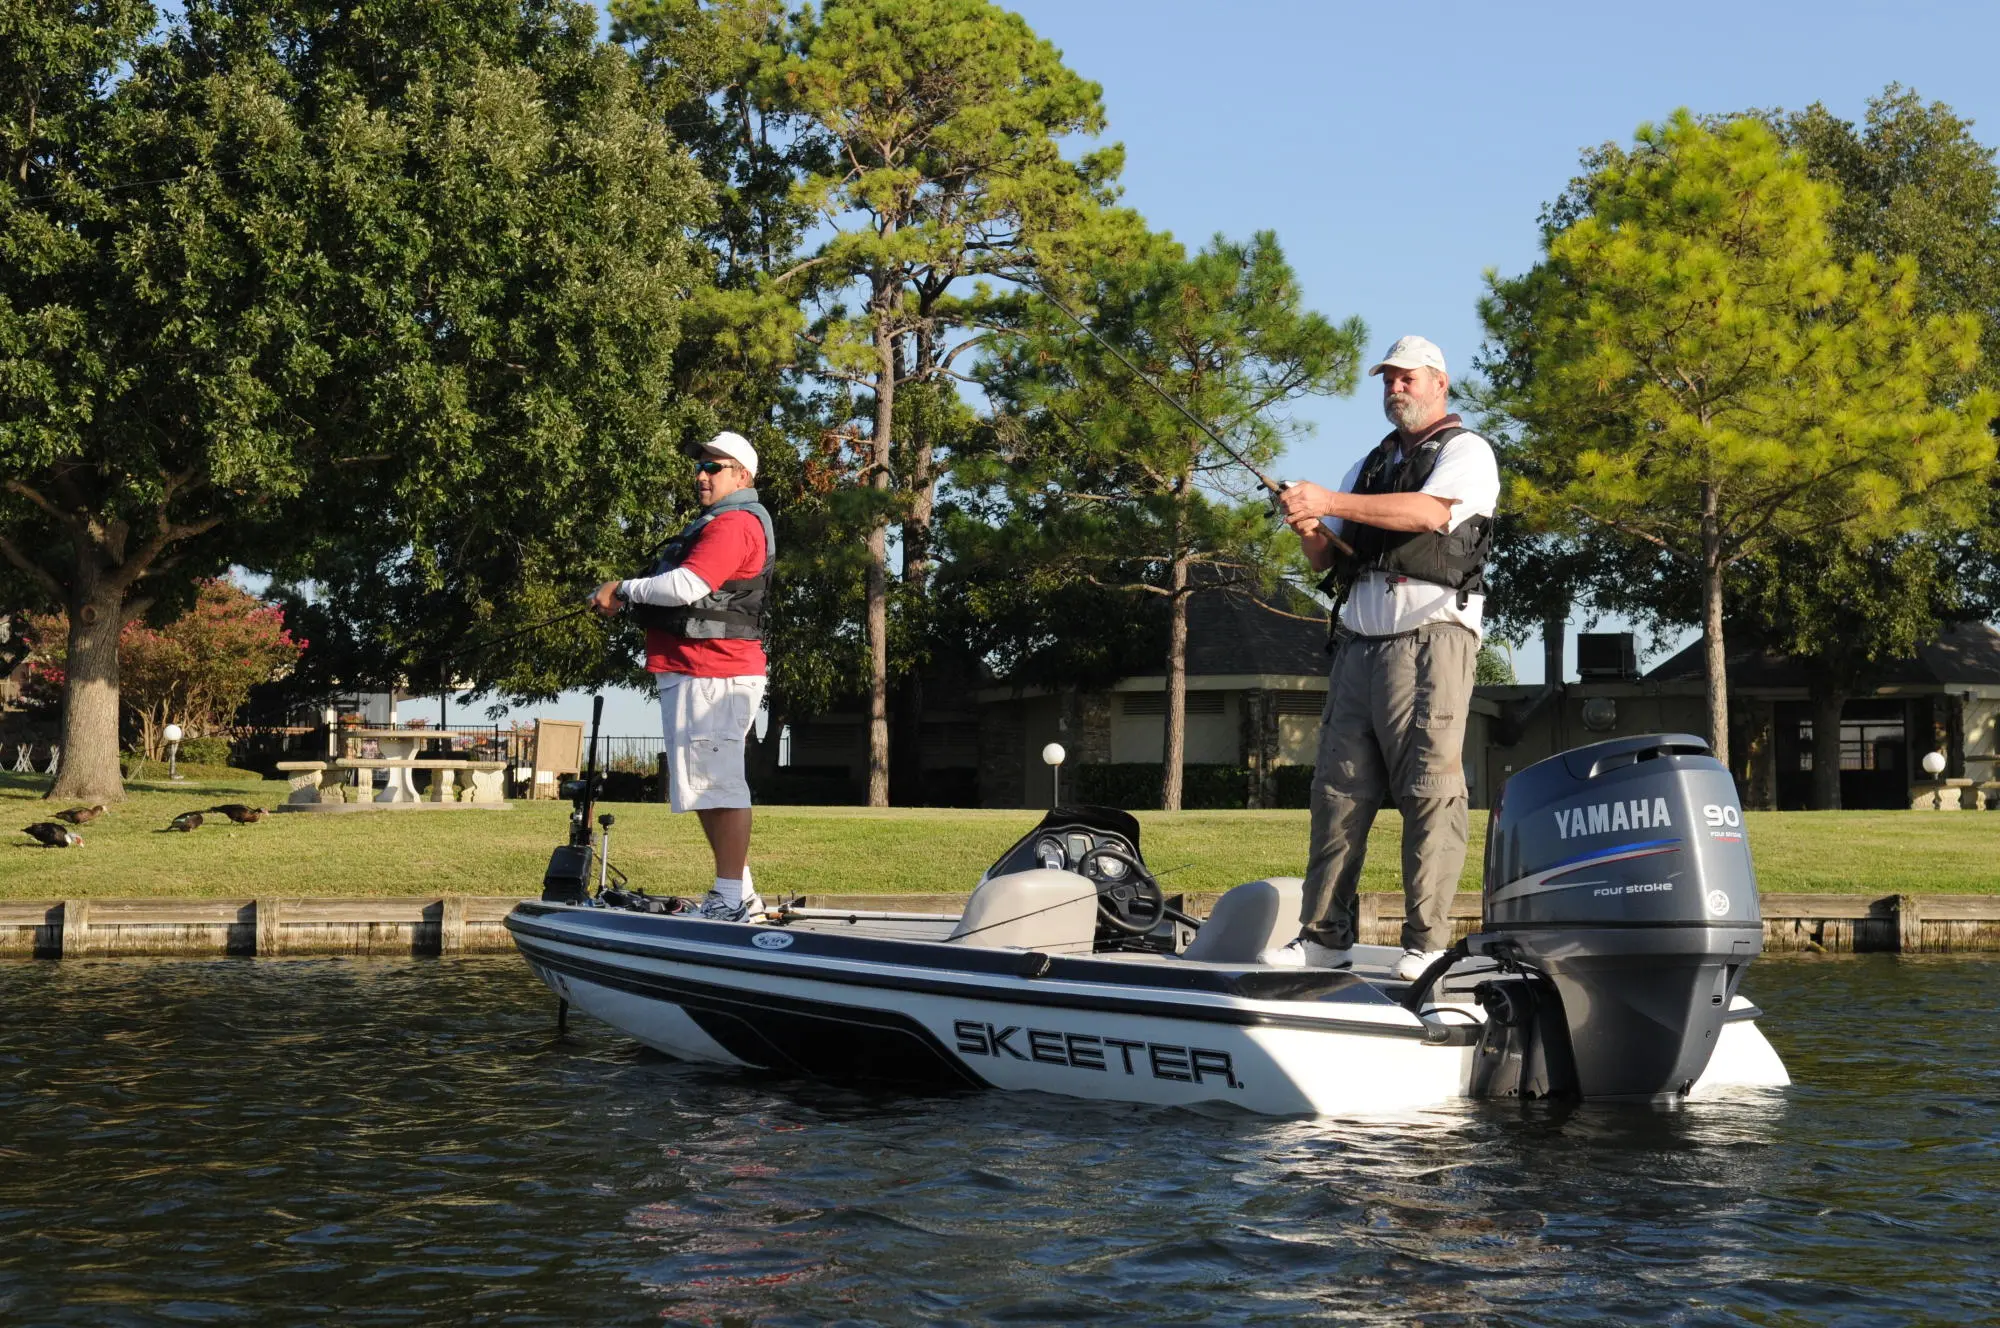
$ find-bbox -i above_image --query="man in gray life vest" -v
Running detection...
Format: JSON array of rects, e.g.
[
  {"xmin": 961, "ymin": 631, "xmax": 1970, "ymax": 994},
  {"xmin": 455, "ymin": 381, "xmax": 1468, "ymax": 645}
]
[
  {"xmin": 590, "ymin": 431, "xmax": 775, "ymax": 921},
  {"xmin": 1268, "ymin": 336, "xmax": 1499, "ymax": 979}
]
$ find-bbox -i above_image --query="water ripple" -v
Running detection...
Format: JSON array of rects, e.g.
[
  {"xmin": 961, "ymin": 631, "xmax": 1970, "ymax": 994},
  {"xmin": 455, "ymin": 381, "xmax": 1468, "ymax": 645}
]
[{"xmin": 0, "ymin": 954, "xmax": 1995, "ymax": 1324}]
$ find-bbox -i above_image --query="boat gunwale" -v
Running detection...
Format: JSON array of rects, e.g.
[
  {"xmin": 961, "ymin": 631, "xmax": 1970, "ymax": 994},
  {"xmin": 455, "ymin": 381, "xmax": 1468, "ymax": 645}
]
[{"xmin": 505, "ymin": 909, "xmax": 1441, "ymax": 1041}]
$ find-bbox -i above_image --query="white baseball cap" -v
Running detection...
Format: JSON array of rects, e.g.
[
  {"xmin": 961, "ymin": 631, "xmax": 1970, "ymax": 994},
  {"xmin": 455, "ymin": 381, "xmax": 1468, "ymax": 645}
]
[
  {"xmin": 698, "ymin": 429, "xmax": 758, "ymax": 478},
  {"xmin": 1367, "ymin": 335, "xmax": 1448, "ymax": 378}
]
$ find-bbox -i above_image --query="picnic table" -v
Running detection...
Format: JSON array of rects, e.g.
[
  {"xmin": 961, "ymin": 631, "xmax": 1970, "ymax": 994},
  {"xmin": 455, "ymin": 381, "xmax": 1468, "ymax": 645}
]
[{"xmin": 340, "ymin": 728, "xmax": 480, "ymax": 803}]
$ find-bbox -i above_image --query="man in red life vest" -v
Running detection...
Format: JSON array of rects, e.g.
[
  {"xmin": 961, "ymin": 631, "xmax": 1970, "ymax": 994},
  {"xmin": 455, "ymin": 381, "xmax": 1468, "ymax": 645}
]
[{"xmin": 591, "ymin": 431, "xmax": 775, "ymax": 920}]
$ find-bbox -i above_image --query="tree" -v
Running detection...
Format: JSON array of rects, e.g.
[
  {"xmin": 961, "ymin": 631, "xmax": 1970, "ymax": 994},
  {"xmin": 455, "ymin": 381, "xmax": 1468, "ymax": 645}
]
[
  {"xmin": 770, "ymin": 0, "xmax": 1123, "ymax": 804},
  {"xmin": 26, "ymin": 578, "xmax": 304, "ymax": 757},
  {"xmin": 1, "ymin": 0, "xmax": 713, "ymax": 800},
  {"xmin": 1475, "ymin": 644, "xmax": 1516, "ymax": 686},
  {"xmin": 976, "ymin": 232, "xmax": 1363, "ymax": 808},
  {"xmin": 1722, "ymin": 88, "xmax": 2000, "ymax": 805},
  {"xmin": 1479, "ymin": 111, "xmax": 1997, "ymax": 768}
]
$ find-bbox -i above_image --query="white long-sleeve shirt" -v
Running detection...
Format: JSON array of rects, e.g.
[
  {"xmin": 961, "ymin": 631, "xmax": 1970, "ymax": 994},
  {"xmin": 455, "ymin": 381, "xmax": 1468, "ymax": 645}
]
[{"xmin": 619, "ymin": 566, "xmax": 713, "ymax": 607}]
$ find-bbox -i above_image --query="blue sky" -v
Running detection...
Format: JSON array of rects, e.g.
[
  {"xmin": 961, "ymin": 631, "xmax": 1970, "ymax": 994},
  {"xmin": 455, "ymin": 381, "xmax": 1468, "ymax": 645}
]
[{"xmin": 531, "ymin": 0, "xmax": 2000, "ymax": 732}]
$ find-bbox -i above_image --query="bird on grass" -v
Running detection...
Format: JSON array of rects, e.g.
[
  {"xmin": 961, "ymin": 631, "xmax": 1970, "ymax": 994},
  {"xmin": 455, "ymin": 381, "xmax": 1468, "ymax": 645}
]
[
  {"xmin": 166, "ymin": 811, "xmax": 204, "ymax": 832},
  {"xmin": 207, "ymin": 805, "xmax": 267, "ymax": 824},
  {"xmin": 56, "ymin": 804, "xmax": 106, "ymax": 825},
  {"xmin": 23, "ymin": 822, "xmax": 82, "ymax": 848}
]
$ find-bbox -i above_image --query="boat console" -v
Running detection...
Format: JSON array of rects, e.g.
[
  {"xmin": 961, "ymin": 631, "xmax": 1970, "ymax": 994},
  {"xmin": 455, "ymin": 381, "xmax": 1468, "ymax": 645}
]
[{"xmin": 977, "ymin": 805, "xmax": 1192, "ymax": 952}]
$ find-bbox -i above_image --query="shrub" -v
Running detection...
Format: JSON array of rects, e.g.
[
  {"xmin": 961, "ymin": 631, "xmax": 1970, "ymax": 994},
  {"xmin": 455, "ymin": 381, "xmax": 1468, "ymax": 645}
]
[
  {"xmin": 1070, "ymin": 763, "xmax": 1250, "ymax": 810},
  {"xmin": 1272, "ymin": 764, "xmax": 1315, "ymax": 809},
  {"xmin": 171, "ymin": 736, "xmax": 234, "ymax": 766}
]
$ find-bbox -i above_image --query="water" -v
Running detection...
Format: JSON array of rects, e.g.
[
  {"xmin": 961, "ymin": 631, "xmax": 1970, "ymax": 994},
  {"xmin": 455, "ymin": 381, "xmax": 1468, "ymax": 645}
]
[{"xmin": 1, "ymin": 955, "xmax": 1995, "ymax": 1326}]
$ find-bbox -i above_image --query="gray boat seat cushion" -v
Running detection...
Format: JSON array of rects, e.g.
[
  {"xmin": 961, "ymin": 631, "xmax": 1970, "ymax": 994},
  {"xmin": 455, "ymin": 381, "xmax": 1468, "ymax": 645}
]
[
  {"xmin": 948, "ymin": 869, "xmax": 1098, "ymax": 954},
  {"xmin": 1180, "ymin": 878, "xmax": 1304, "ymax": 964}
]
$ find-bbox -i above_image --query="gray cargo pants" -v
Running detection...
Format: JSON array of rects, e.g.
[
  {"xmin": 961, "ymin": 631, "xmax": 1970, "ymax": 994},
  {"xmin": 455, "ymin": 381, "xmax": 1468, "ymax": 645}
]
[{"xmin": 1299, "ymin": 622, "xmax": 1477, "ymax": 953}]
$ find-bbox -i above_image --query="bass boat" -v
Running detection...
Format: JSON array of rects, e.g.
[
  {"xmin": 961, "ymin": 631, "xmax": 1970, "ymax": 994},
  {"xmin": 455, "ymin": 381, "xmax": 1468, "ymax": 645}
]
[{"xmin": 506, "ymin": 731, "xmax": 1789, "ymax": 1116}]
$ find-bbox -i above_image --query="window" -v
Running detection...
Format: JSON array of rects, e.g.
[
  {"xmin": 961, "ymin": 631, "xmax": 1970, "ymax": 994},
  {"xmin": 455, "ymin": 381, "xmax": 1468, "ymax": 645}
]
[{"xmin": 1796, "ymin": 720, "xmax": 1904, "ymax": 772}]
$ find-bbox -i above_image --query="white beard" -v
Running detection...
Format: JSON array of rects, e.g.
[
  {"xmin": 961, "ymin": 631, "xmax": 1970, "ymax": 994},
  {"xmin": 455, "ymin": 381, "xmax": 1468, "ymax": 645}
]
[{"xmin": 1383, "ymin": 394, "xmax": 1430, "ymax": 432}]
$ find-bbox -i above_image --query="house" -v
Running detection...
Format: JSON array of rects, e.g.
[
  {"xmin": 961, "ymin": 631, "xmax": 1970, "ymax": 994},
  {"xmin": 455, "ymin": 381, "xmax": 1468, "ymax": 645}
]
[
  {"xmin": 972, "ymin": 588, "xmax": 1335, "ymax": 808},
  {"xmin": 782, "ymin": 581, "xmax": 2000, "ymax": 811},
  {"xmin": 1483, "ymin": 624, "xmax": 2000, "ymax": 811}
]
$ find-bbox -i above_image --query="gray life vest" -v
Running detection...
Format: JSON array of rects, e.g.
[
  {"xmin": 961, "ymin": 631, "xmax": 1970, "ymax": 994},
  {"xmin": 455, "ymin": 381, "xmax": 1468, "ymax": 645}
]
[
  {"xmin": 1318, "ymin": 422, "xmax": 1492, "ymax": 615},
  {"xmin": 629, "ymin": 488, "xmax": 776, "ymax": 639}
]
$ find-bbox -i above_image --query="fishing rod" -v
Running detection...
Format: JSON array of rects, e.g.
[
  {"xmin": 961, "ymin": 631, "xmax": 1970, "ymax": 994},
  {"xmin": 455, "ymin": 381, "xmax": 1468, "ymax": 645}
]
[{"xmin": 1016, "ymin": 275, "xmax": 1355, "ymax": 557}]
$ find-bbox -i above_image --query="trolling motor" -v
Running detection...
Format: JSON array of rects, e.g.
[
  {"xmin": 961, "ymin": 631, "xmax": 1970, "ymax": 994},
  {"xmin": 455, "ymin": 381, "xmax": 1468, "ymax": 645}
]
[{"xmin": 541, "ymin": 695, "xmax": 608, "ymax": 903}]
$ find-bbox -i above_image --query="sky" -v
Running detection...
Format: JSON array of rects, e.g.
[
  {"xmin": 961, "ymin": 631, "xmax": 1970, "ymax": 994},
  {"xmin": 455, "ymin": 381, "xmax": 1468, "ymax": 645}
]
[{"xmin": 517, "ymin": 0, "xmax": 2000, "ymax": 736}]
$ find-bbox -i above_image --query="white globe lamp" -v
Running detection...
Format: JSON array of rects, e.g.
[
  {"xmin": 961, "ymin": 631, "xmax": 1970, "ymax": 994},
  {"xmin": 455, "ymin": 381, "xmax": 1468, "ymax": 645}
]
[
  {"xmin": 163, "ymin": 723, "xmax": 185, "ymax": 780},
  {"xmin": 1923, "ymin": 749, "xmax": 1947, "ymax": 776},
  {"xmin": 1042, "ymin": 742, "xmax": 1066, "ymax": 806}
]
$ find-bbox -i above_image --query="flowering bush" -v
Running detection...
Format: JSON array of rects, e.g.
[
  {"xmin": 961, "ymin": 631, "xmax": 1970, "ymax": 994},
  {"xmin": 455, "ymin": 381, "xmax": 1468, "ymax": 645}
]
[{"xmin": 26, "ymin": 580, "xmax": 307, "ymax": 757}]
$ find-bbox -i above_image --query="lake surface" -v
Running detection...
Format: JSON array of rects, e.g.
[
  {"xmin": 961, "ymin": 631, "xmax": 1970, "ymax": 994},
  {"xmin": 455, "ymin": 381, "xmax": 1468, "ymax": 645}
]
[{"xmin": 1, "ymin": 954, "xmax": 1995, "ymax": 1326}]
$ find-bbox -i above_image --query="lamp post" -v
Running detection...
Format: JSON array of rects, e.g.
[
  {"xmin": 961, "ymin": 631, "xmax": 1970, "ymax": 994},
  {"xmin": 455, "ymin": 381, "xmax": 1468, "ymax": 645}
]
[
  {"xmin": 1042, "ymin": 742, "xmax": 1066, "ymax": 807},
  {"xmin": 163, "ymin": 723, "xmax": 184, "ymax": 781},
  {"xmin": 1923, "ymin": 748, "xmax": 1948, "ymax": 810}
]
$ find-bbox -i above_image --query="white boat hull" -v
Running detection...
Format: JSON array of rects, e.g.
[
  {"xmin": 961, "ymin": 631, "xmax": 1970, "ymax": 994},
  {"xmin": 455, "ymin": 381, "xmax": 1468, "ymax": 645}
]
[{"xmin": 507, "ymin": 903, "xmax": 1787, "ymax": 1117}]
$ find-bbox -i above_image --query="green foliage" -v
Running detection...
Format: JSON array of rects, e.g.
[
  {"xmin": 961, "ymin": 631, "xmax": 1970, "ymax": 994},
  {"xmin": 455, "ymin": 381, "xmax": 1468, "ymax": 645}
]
[
  {"xmin": 1784, "ymin": 86, "xmax": 2000, "ymax": 381},
  {"xmin": 970, "ymin": 231, "xmax": 1362, "ymax": 612},
  {"xmin": 1475, "ymin": 645, "xmax": 1516, "ymax": 686},
  {"xmin": 967, "ymin": 231, "xmax": 1361, "ymax": 805},
  {"xmin": 159, "ymin": 736, "xmax": 233, "ymax": 766},
  {"xmin": 1072, "ymin": 763, "xmax": 1251, "ymax": 811},
  {"xmin": 1479, "ymin": 109, "xmax": 1998, "ymax": 764},
  {"xmin": 28, "ymin": 578, "xmax": 305, "ymax": 755},
  {"xmin": 770, "ymin": 0, "xmax": 1132, "ymax": 799},
  {"xmin": 1, "ymin": 0, "xmax": 717, "ymax": 796},
  {"xmin": 1721, "ymin": 89, "xmax": 2000, "ymax": 745}
]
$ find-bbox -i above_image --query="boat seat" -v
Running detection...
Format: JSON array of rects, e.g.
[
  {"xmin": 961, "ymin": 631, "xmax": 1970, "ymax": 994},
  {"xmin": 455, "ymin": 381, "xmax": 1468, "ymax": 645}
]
[
  {"xmin": 1180, "ymin": 878, "xmax": 1305, "ymax": 965},
  {"xmin": 947, "ymin": 869, "xmax": 1098, "ymax": 954}
]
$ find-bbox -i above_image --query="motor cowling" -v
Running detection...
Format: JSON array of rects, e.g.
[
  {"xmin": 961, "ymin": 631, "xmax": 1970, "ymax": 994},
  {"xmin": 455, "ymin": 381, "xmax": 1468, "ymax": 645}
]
[{"xmin": 1470, "ymin": 734, "xmax": 1764, "ymax": 1102}]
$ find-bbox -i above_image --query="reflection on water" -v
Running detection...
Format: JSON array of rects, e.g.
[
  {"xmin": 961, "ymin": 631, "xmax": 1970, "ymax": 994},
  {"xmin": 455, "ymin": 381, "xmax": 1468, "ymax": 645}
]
[{"xmin": 0, "ymin": 955, "xmax": 1994, "ymax": 1324}]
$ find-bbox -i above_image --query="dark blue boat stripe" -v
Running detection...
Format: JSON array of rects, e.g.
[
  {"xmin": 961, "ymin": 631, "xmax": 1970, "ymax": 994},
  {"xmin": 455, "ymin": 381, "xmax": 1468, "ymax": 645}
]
[
  {"xmin": 527, "ymin": 946, "xmax": 992, "ymax": 1089},
  {"xmin": 507, "ymin": 918, "xmax": 1432, "ymax": 1041}
]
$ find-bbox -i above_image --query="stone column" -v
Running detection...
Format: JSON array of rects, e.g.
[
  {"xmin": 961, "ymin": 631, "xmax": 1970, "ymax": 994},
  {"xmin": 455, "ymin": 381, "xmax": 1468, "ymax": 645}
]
[{"xmin": 1239, "ymin": 688, "xmax": 1280, "ymax": 809}]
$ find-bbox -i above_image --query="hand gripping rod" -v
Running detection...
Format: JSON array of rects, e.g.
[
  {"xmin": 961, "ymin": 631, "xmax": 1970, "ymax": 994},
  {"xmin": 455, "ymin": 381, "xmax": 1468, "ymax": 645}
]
[{"xmin": 1018, "ymin": 275, "xmax": 1354, "ymax": 557}]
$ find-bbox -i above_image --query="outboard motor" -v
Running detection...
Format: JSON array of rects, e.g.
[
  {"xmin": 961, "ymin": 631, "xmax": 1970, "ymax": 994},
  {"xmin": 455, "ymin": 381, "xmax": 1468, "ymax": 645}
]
[{"xmin": 1469, "ymin": 734, "xmax": 1763, "ymax": 1102}]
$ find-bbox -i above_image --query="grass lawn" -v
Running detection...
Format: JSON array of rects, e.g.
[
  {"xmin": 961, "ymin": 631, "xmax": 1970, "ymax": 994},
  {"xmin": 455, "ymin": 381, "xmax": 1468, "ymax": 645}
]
[{"xmin": 7, "ymin": 770, "xmax": 2000, "ymax": 899}]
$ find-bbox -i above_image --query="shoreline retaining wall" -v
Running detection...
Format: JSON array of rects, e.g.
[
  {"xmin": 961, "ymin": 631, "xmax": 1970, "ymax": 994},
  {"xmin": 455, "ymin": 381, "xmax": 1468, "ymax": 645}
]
[{"xmin": 2, "ymin": 892, "xmax": 1997, "ymax": 958}]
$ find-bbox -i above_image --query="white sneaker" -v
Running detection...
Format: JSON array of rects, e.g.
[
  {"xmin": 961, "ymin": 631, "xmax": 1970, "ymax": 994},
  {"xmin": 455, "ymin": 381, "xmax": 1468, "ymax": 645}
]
[
  {"xmin": 697, "ymin": 889, "xmax": 766, "ymax": 922},
  {"xmin": 1393, "ymin": 948, "xmax": 1446, "ymax": 981},
  {"xmin": 1262, "ymin": 937, "xmax": 1353, "ymax": 969}
]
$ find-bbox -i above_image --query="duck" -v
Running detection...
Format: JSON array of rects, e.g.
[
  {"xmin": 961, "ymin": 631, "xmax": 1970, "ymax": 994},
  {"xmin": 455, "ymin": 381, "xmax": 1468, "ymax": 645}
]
[
  {"xmin": 56, "ymin": 804, "xmax": 107, "ymax": 825},
  {"xmin": 23, "ymin": 822, "xmax": 82, "ymax": 848},
  {"xmin": 166, "ymin": 811, "xmax": 204, "ymax": 832},
  {"xmin": 208, "ymin": 804, "xmax": 267, "ymax": 824}
]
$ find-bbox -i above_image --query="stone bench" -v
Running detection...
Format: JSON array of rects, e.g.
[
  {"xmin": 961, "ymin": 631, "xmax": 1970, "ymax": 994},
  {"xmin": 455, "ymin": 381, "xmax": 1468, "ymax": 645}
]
[
  {"xmin": 331, "ymin": 758, "xmax": 509, "ymax": 804},
  {"xmin": 275, "ymin": 760, "xmax": 329, "ymax": 806},
  {"xmin": 1910, "ymin": 777, "xmax": 1977, "ymax": 811}
]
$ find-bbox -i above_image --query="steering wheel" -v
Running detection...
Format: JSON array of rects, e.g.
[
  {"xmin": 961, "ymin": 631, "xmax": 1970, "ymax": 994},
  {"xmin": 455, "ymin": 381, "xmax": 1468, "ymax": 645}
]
[{"xmin": 1078, "ymin": 845, "xmax": 1167, "ymax": 936}]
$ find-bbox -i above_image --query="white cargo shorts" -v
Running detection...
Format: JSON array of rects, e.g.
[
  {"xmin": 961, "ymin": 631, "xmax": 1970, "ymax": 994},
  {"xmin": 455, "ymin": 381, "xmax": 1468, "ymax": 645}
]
[{"xmin": 656, "ymin": 672, "xmax": 767, "ymax": 812}]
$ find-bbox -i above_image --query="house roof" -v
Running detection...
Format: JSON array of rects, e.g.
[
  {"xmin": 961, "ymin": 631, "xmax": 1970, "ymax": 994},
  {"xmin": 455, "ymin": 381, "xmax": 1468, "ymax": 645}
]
[
  {"xmin": 1170, "ymin": 587, "xmax": 1331, "ymax": 678},
  {"xmin": 1644, "ymin": 620, "xmax": 2000, "ymax": 689}
]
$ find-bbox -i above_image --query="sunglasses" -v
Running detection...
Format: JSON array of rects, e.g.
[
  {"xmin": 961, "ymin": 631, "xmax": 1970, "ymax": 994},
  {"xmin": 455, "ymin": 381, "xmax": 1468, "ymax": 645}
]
[{"xmin": 694, "ymin": 459, "xmax": 735, "ymax": 475}]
